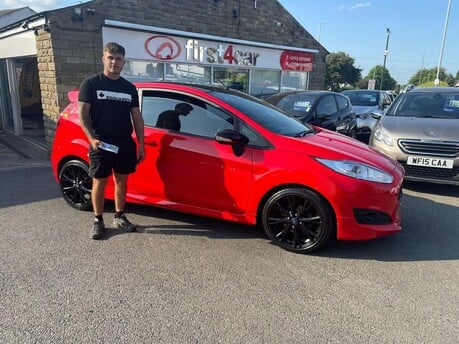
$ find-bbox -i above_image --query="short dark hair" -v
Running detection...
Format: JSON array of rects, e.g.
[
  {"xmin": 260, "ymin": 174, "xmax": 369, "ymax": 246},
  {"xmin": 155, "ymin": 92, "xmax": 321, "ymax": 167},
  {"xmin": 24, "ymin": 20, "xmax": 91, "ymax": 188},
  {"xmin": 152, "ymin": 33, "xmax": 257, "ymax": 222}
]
[
  {"xmin": 103, "ymin": 42, "xmax": 126, "ymax": 56},
  {"xmin": 175, "ymin": 103, "xmax": 193, "ymax": 112}
]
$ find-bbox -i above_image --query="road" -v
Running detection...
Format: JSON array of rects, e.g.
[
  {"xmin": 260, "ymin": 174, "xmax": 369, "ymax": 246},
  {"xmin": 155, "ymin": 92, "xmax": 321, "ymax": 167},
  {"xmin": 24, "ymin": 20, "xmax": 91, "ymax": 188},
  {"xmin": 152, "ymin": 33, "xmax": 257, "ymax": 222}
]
[{"xmin": 1, "ymin": 133, "xmax": 458, "ymax": 343}]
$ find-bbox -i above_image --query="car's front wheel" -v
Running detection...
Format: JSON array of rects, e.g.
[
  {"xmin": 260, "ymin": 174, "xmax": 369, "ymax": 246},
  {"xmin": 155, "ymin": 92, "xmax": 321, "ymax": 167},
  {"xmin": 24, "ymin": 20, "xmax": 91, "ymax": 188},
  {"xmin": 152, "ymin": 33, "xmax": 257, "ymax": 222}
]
[
  {"xmin": 261, "ymin": 188, "xmax": 334, "ymax": 253},
  {"xmin": 59, "ymin": 160, "xmax": 92, "ymax": 211}
]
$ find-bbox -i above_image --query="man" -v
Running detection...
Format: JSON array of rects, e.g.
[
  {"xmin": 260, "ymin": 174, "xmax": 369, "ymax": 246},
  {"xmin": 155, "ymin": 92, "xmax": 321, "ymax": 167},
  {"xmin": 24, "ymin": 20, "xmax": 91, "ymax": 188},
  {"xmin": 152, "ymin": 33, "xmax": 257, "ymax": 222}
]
[
  {"xmin": 156, "ymin": 102, "xmax": 193, "ymax": 131},
  {"xmin": 78, "ymin": 42, "xmax": 145, "ymax": 240}
]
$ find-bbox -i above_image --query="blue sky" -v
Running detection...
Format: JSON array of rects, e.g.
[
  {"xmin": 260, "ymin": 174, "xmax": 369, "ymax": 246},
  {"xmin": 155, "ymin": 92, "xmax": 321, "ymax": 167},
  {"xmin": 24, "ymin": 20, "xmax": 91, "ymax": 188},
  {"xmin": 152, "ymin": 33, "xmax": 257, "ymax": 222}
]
[
  {"xmin": 1, "ymin": 0, "xmax": 458, "ymax": 85},
  {"xmin": 278, "ymin": 0, "xmax": 459, "ymax": 85}
]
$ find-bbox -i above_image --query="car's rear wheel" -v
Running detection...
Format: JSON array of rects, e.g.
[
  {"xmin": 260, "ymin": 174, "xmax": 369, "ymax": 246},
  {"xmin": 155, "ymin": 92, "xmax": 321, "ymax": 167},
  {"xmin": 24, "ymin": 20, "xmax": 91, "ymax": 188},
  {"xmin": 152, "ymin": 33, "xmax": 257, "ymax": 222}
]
[
  {"xmin": 59, "ymin": 160, "xmax": 92, "ymax": 211},
  {"xmin": 261, "ymin": 188, "xmax": 334, "ymax": 253}
]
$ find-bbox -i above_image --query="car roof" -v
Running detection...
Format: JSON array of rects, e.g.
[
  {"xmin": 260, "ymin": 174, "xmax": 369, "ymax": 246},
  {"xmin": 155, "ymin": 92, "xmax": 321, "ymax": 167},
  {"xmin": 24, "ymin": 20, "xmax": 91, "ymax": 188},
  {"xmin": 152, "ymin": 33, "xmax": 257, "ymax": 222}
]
[
  {"xmin": 264, "ymin": 90, "xmax": 339, "ymax": 103},
  {"xmin": 404, "ymin": 86, "xmax": 459, "ymax": 93},
  {"xmin": 342, "ymin": 89, "xmax": 383, "ymax": 93}
]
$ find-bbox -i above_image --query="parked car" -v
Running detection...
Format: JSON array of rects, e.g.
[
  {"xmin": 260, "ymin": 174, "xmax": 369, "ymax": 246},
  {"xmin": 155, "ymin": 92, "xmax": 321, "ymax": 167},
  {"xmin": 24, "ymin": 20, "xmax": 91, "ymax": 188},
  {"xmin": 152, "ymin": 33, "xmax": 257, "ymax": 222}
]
[
  {"xmin": 342, "ymin": 89, "xmax": 393, "ymax": 143},
  {"xmin": 264, "ymin": 90, "xmax": 359, "ymax": 139},
  {"xmin": 51, "ymin": 82, "xmax": 404, "ymax": 253},
  {"xmin": 369, "ymin": 87, "xmax": 459, "ymax": 185}
]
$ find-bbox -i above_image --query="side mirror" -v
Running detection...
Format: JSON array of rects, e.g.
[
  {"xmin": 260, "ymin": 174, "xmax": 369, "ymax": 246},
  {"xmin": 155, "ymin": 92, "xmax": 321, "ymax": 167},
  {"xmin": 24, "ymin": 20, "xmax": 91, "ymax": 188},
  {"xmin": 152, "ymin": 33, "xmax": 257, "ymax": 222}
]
[
  {"xmin": 215, "ymin": 129, "xmax": 249, "ymax": 145},
  {"xmin": 316, "ymin": 113, "xmax": 331, "ymax": 121},
  {"xmin": 370, "ymin": 112, "xmax": 382, "ymax": 120},
  {"xmin": 215, "ymin": 129, "xmax": 249, "ymax": 156}
]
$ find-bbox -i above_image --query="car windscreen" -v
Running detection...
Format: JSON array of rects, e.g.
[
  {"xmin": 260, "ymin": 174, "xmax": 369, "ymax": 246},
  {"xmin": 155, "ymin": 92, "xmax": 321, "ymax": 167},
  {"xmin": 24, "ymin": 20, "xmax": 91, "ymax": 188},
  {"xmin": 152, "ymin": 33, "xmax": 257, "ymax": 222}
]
[
  {"xmin": 386, "ymin": 91, "xmax": 459, "ymax": 119},
  {"xmin": 210, "ymin": 90, "xmax": 314, "ymax": 136},
  {"xmin": 342, "ymin": 91, "xmax": 379, "ymax": 106},
  {"xmin": 276, "ymin": 93, "xmax": 317, "ymax": 115}
]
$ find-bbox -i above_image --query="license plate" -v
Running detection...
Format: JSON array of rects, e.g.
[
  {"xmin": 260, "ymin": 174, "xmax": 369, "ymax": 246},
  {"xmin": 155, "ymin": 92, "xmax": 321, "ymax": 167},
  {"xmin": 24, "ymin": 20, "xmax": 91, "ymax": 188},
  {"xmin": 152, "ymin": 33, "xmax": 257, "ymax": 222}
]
[{"xmin": 407, "ymin": 156, "xmax": 454, "ymax": 169}]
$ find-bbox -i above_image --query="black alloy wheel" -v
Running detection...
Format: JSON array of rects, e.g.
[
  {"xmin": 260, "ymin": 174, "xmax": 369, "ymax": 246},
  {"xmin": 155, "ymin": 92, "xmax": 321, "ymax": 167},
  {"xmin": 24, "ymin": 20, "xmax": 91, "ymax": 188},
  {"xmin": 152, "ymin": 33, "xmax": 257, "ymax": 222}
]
[
  {"xmin": 59, "ymin": 160, "xmax": 92, "ymax": 211},
  {"xmin": 261, "ymin": 188, "xmax": 334, "ymax": 253}
]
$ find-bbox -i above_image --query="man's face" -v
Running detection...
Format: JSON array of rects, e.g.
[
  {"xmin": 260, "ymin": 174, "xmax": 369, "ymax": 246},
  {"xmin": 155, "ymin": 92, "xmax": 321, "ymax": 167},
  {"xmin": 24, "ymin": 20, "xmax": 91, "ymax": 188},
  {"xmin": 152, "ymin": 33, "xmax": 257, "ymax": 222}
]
[{"xmin": 102, "ymin": 51, "xmax": 125, "ymax": 76}]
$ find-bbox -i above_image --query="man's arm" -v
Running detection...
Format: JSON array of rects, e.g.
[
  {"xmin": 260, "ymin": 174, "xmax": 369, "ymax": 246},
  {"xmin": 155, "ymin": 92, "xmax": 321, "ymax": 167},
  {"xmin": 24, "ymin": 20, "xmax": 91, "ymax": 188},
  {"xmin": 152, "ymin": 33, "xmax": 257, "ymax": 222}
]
[
  {"xmin": 131, "ymin": 107, "xmax": 145, "ymax": 163},
  {"xmin": 78, "ymin": 101, "xmax": 99, "ymax": 149}
]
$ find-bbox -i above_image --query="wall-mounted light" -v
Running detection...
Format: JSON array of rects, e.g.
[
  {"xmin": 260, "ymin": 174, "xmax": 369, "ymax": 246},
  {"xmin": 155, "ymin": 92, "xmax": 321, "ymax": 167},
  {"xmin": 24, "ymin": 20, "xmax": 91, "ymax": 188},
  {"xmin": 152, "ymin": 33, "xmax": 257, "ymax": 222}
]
[{"xmin": 71, "ymin": 8, "xmax": 84, "ymax": 21}]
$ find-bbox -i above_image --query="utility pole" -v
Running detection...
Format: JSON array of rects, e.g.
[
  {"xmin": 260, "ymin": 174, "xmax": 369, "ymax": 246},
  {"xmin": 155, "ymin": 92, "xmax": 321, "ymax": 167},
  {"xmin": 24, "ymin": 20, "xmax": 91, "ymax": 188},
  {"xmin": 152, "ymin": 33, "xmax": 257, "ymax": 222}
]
[
  {"xmin": 419, "ymin": 52, "xmax": 425, "ymax": 85},
  {"xmin": 435, "ymin": 0, "xmax": 452, "ymax": 86},
  {"xmin": 380, "ymin": 28, "xmax": 391, "ymax": 91}
]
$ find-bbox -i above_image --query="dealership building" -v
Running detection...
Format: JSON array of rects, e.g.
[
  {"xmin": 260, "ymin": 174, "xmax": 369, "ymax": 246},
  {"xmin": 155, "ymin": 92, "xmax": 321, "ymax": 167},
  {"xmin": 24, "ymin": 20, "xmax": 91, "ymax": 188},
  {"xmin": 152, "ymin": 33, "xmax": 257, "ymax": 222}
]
[{"xmin": 0, "ymin": 0, "xmax": 328, "ymax": 150}]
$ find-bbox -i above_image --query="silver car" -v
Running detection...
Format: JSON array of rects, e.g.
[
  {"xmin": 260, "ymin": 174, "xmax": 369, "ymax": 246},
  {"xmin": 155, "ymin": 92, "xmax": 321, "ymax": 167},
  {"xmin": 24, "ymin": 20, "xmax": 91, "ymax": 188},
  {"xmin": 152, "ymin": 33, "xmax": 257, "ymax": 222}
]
[
  {"xmin": 369, "ymin": 87, "xmax": 459, "ymax": 185},
  {"xmin": 342, "ymin": 89, "xmax": 392, "ymax": 143}
]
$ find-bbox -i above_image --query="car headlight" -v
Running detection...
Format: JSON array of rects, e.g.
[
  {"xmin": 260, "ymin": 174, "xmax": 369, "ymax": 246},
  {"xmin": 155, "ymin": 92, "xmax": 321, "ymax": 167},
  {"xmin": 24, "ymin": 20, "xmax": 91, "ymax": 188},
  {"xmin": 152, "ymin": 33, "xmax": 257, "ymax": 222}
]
[
  {"xmin": 373, "ymin": 126, "xmax": 394, "ymax": 146},
  {"xmin": 316, "ymin": 158, "xmax": 394, "ymax": 184}
]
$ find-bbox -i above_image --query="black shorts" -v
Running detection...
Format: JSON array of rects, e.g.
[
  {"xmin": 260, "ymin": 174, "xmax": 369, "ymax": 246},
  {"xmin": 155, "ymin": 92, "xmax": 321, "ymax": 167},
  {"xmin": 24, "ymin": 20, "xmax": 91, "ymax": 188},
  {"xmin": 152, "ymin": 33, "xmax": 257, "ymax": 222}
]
[{"xmin": 89, "ymin": 137, "xmax": 137, "ymax": 178}]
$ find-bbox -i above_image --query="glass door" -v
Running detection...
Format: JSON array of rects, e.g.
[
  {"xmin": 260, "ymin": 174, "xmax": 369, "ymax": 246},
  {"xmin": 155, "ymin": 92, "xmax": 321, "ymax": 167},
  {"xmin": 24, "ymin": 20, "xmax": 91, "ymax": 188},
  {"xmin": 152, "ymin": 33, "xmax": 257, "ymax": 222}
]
[{"xmin": 0, "ymin": 59, "xmax": 22, "ymax": 134}]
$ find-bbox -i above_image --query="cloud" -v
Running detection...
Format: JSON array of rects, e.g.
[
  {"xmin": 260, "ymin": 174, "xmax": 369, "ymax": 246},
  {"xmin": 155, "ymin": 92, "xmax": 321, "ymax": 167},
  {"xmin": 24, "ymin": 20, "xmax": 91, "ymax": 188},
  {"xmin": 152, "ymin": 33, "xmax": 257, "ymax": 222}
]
[
  {"xmin": 2, "ymin": 0, "xmax": 64, "ymax": 12},
  {"xmin": 349, "ymin": 2, "xmax": 371, "ymax": 11}
]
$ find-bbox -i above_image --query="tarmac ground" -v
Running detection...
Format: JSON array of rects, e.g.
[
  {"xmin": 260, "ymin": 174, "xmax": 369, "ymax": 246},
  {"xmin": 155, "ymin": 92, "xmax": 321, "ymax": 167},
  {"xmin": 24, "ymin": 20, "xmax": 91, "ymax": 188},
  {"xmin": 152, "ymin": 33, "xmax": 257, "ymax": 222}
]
[{"xmin": 0, "ymin": 130, "xmax": 49, "ymax": 171}]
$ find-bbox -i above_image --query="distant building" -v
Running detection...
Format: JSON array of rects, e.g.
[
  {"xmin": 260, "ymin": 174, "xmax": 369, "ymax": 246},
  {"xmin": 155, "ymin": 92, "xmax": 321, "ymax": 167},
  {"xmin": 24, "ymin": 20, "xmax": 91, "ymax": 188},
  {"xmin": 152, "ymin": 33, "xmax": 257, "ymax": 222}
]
[
  {"xmin": 0, "ymin": 7, "xmax": 36, "ymax": 28},
  {"xmin": 0, "ymin": 0, "xmax": 329, "ymax": 150}
]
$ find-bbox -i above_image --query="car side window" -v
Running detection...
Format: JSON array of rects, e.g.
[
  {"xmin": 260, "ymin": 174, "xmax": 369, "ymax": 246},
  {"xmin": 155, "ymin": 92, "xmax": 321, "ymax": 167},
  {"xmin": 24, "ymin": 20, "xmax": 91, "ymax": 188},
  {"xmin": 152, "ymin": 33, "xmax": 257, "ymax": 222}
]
[
  {"xmin": 316, "ymin": 95, "xmax": 338, "ymax": 115},
  {"xmin": 141, "ymin": 90, "xmax": 234, "ymax": 139},
  {"xmin": 335, "ymin": 95, "xmax": 349, "ymax": 111}
]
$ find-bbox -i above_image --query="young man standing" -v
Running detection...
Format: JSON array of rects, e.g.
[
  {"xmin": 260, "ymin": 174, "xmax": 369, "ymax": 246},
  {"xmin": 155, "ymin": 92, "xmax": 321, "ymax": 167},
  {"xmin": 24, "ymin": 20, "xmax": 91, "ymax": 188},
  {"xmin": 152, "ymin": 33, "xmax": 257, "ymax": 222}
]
[{"xmin": 78, "ymin": 42, "xmax": 145, "ymax": 239}]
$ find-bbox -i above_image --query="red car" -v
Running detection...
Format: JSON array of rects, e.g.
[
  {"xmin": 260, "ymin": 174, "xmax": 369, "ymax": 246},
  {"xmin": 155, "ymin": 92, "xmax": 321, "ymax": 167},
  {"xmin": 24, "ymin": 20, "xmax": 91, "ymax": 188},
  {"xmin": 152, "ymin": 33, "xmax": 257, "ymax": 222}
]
[{"xmin": 51, "ymin": 82, "xmax": 404, "ymax": 253}]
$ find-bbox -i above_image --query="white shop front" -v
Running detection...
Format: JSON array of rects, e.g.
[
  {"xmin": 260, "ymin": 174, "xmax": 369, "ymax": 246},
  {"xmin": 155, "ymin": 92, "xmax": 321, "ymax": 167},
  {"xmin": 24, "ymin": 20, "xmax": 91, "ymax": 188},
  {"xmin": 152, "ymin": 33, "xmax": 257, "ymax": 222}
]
[{"xmin": 103, "ymin": 20, "xmax": 319, "ymax": 99}]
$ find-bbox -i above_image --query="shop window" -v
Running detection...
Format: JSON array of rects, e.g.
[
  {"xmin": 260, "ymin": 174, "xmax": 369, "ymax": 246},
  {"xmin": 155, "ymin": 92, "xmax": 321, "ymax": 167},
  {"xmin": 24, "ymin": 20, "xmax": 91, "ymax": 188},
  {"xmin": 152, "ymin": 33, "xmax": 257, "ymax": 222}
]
[
  {"xmin": 282, "ymin": 71, "xmax": 309, "ymax": 91},
  {"xmin": 165, "ymin": 64, "xmax": 211, "ymax": 84},
  {"xmin": 121, "ymin": 60, "xmax": 160, "ymax": 81},
  {"xmin": 213, "ymin": 67, "xmax": 248, "ymax": 92},
  {"xmin": 249, "ymin": 69, "xmax": 281, "ymax": 99}
]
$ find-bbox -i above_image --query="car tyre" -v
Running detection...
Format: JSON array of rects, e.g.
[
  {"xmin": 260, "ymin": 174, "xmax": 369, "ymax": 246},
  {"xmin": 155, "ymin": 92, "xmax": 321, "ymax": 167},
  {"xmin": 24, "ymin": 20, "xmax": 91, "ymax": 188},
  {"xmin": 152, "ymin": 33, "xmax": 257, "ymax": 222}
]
[
  {"xmin": 261, "ymin": 188, "xmax": 334, "ymax": 253},
  {"xmin": 59, "ymin": 160, "xmax": 92, "ymax": 211}
]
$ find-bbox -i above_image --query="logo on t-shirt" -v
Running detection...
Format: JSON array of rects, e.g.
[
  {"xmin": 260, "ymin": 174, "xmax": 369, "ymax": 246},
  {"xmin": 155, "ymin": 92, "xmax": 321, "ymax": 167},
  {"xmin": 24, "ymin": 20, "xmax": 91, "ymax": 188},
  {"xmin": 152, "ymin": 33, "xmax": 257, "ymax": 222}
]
[{"xmin": 97, "ymin": 90, "xmax": 132, "ymax": 102}]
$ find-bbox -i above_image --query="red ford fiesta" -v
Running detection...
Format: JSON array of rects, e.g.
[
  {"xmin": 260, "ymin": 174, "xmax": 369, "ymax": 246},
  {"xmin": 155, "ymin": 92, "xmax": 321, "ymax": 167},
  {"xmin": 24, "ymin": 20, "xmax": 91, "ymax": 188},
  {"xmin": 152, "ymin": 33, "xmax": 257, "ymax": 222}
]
[{"xmin": 51, "ymin": 82, "xmax": 404, "ymax": 253}]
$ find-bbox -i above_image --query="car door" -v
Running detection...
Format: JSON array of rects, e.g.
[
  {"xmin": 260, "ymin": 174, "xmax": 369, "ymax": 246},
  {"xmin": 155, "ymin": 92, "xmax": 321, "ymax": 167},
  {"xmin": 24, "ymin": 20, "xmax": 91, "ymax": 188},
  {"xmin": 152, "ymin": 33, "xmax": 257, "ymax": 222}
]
[
  {"xmin": 333, "ymin": 94, "xmax": 355, "ymax": 135},
  {"xmin": 315, "ymin": 94, "xmax": 340, "ymax": 131},
  {"xmin": 132, "ymin": 89, "xmax": 253, "ymax": 214}
]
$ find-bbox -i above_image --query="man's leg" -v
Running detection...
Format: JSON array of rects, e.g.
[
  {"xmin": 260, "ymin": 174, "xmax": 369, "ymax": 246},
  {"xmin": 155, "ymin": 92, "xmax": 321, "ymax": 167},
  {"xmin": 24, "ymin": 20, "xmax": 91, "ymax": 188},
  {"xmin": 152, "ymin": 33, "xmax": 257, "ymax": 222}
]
[
  {"xmin": 90, "ymin": 177, "xmax": 108, "ymax": 239},
  {"xmin": 92, "ymin": 177, "xmax": 108, "ymax": 215},
  {"xmin": 112, "ymin": 173, "xmax": 136, "ymax": 232},
  {"xmin": 113, "ymin": 172, "xmax": 128, "ymax": 213}
]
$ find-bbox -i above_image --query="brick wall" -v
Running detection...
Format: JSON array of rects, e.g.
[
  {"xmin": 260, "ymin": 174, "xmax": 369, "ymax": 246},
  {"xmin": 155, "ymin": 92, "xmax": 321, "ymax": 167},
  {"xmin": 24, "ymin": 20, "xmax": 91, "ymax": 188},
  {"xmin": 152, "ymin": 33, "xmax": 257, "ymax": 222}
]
[{"xmin": 38, "ymin": 0, "xmax": 328, "ymax": 148}]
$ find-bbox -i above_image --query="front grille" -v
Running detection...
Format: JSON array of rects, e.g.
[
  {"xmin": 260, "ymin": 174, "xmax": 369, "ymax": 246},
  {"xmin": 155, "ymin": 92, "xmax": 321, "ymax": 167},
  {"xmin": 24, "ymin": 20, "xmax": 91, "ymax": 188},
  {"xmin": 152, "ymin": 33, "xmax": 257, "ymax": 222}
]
[
  {"xmin": 401, "ymin": 163, "xmax": 459, "ymax": 181},
  {"xmin": 398, "ymin": 139, "xmax": 459, "ymax": 157}
]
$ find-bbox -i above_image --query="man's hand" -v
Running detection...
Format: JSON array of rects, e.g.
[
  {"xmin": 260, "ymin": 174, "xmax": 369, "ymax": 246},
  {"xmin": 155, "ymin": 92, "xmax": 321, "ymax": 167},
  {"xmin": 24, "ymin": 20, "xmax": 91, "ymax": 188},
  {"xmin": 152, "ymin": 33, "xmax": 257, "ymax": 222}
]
[
  {"xmin": 89, "ymin": 137, "xmax": 101, "ymax": 150},
  {"xmin": 136, "ymin": 144, "xmax": 146, "ymax": 164}
]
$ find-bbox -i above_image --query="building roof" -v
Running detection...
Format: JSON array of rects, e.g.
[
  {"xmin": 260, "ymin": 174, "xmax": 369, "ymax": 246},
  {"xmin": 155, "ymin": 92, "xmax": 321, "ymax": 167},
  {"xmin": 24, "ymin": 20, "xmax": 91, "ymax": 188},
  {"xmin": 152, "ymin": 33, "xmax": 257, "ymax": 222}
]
[{"xmin": 0, "ymin": 7, "xmax": 36, "ymax": 29}]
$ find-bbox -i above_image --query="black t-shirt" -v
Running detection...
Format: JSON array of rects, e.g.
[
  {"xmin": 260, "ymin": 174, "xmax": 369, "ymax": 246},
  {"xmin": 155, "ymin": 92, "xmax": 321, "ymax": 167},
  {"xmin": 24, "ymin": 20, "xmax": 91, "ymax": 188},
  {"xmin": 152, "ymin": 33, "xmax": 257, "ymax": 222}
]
[{"xmin": 78, "ymin": 73, "xmax": 139, "ymax": 138}]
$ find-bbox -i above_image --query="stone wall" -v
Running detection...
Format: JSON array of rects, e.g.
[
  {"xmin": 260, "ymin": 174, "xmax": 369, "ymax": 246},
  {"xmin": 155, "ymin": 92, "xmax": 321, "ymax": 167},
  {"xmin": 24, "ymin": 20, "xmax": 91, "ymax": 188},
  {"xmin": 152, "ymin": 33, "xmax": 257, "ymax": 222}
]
[{"xmin": 37, "ymin": 0, "xmax": 328, "ymax": 148}]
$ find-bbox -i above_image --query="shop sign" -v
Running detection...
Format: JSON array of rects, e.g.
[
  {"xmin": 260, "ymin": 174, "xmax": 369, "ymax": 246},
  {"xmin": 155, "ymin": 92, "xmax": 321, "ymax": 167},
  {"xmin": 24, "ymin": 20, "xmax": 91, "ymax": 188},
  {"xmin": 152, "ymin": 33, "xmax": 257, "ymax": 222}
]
[
  {"xmin": 184, "ymin": 39, "xmax": 260, "ymax": 67},
  {"xmin": 144, "ymin": 35, "xmax": 182, "ymax": 60},
  {"xmin": 103, "ymin": 26, "xmax": 315, "ymax": 70},
  {"xmin": 280, "ymin": 51, "xmax": 313, "ymax": 71}
]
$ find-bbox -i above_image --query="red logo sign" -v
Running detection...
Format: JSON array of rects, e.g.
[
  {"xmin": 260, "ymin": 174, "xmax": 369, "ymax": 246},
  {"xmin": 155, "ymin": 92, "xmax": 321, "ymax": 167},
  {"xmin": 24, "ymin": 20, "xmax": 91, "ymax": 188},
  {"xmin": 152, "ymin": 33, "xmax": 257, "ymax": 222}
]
[
  {"xmin": 280, "ymin": 51, "xmax": 313, "ymax": 71},
  {"xmin": 145, "ymin": 35, "xmax": 182, "ymax": 60}
]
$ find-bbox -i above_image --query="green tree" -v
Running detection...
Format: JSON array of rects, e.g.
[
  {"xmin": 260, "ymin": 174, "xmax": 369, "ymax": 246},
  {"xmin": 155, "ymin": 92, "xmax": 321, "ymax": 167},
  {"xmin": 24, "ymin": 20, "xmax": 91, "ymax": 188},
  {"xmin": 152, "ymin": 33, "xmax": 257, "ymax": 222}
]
[
  {"xmin": 325, "ymin": 52, "xmax": 362, "ymax": 91},
  {"xmin": 366, "ymin": 65, "xmax": 396, "ymax": 90},
  {"xmin": 408, "ymin": 67, "xmax": 453, "ymax": 85}
]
